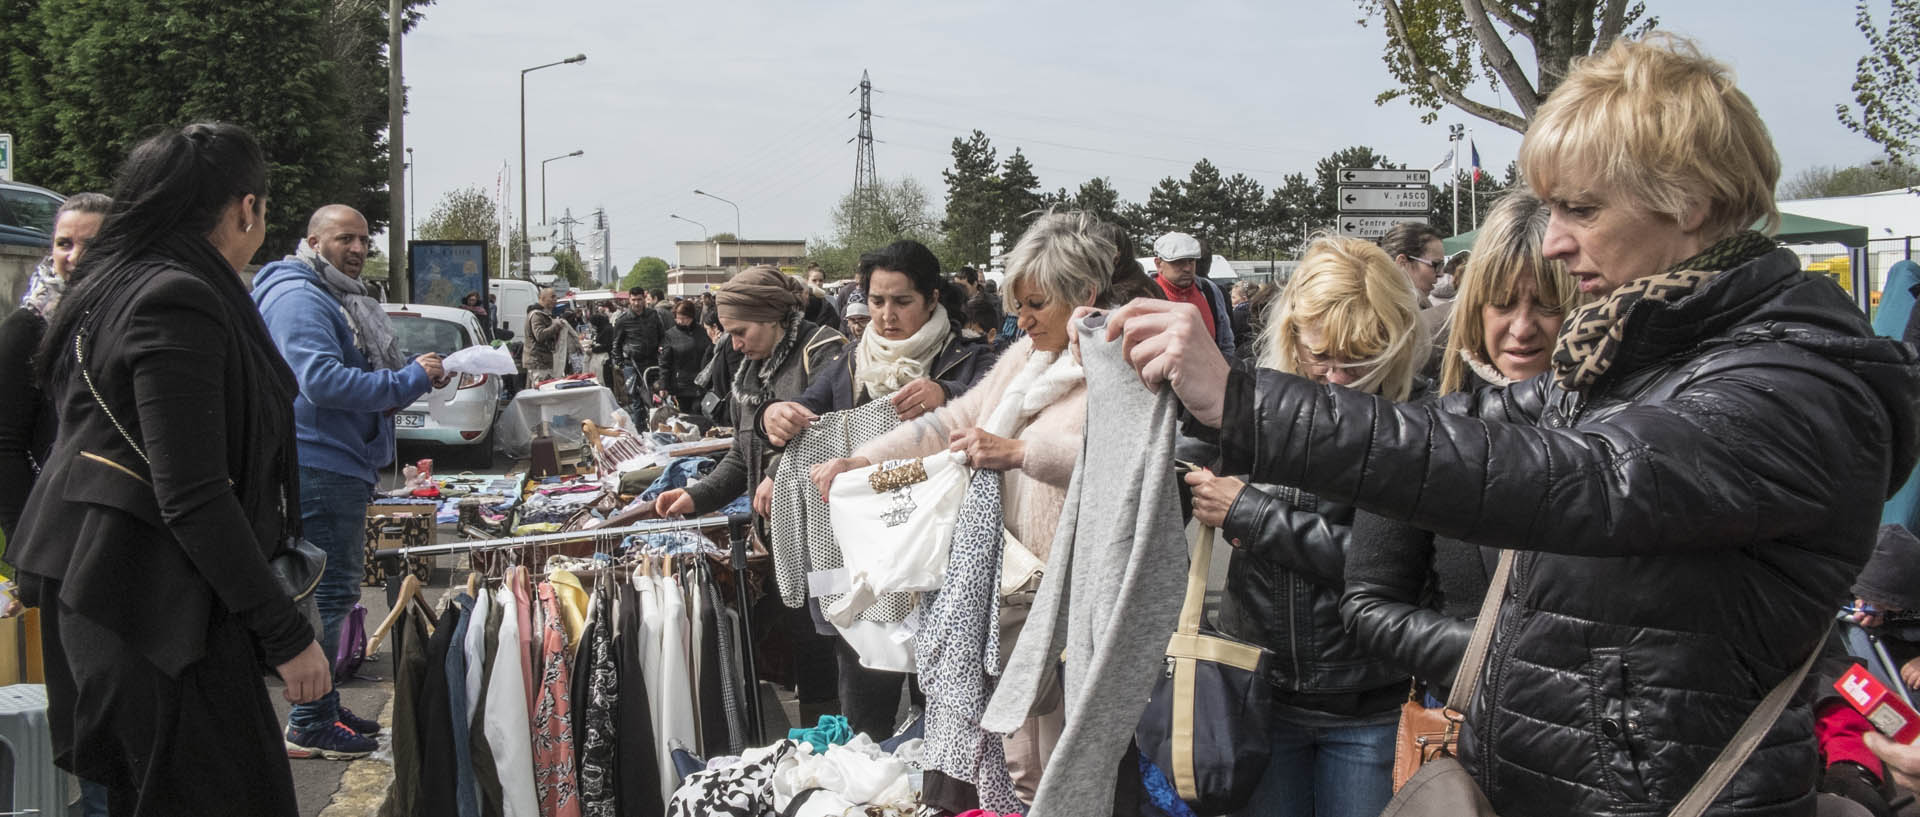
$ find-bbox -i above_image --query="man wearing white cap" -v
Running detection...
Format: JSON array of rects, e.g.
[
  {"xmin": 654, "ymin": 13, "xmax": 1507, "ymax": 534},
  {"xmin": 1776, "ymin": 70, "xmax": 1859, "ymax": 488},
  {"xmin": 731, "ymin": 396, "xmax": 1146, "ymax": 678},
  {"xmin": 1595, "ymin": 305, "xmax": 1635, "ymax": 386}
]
[{"xmin": 1150, "ymin": 231, "xmax": 1235, "ymax": 358}]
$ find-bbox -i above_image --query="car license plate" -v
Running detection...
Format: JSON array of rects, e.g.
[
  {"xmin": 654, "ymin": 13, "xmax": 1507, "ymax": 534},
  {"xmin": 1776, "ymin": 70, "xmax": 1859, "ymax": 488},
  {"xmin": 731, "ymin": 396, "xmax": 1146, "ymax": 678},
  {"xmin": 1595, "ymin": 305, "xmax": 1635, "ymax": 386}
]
[{"xmin": 395, "ymin": 413, "xmax": 425, "ymax": 428}]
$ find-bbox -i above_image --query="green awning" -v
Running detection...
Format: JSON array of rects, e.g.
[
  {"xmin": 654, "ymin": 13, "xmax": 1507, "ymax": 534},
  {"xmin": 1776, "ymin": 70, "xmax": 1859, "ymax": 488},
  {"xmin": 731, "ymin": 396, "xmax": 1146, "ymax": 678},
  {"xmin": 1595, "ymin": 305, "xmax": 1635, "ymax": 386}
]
[{"xmin": 1440, "ymin": 211, "xmax": 1871, "ymax": 254}]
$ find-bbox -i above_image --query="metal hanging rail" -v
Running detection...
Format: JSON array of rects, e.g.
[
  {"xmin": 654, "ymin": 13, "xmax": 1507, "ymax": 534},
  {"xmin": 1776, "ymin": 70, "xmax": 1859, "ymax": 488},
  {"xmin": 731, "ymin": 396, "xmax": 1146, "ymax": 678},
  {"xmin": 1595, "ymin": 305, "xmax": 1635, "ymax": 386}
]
[{"xmin": 369, "ymin": 515, "xmax": 735, "ymax": 559}]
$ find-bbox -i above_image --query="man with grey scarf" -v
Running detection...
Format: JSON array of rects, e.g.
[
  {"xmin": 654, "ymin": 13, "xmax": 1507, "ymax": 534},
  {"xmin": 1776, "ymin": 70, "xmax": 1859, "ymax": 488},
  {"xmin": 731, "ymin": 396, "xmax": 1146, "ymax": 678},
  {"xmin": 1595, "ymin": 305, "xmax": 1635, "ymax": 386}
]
[{"xmin": 253, "ymin": 205, "xmax": 447, "ymax": 757}]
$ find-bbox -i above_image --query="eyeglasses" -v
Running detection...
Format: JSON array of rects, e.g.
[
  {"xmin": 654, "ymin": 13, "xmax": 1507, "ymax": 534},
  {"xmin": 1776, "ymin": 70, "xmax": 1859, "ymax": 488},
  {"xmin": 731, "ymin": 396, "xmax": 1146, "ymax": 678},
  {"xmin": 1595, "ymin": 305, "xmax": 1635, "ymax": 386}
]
[
  {"xmin": 1410, "ymin": 256, "xmax": 1446, "ymax": 268},
  {"xmin": 1294, "ymin": 348, "xmax": 1375, "ymax": 376}
]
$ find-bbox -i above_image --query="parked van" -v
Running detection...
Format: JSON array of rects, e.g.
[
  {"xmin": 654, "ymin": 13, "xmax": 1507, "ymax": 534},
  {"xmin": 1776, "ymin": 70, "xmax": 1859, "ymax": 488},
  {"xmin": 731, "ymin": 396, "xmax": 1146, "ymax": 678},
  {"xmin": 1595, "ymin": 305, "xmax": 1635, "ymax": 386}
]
[{"xmin": 489, "ymin": 278, "xmax": 540, "ymax": 339}]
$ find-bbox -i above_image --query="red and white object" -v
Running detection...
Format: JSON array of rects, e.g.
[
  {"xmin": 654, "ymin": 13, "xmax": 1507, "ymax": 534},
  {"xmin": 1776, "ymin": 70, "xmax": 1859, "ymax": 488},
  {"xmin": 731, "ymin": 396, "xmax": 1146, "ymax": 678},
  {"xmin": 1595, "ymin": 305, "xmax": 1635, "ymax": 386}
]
[{"xmin": 1836, "ymin": 663, "xmax": 1920, "ymax": 743}]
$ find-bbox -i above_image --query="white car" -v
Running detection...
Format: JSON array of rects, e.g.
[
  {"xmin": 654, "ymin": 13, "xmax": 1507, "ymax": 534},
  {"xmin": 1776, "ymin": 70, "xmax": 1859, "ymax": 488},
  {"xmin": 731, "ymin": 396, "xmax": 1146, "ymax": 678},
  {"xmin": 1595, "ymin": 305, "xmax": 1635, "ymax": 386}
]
[{"xmin": 387, "ymin": 303, "xmax": 504, "ymax": 464}]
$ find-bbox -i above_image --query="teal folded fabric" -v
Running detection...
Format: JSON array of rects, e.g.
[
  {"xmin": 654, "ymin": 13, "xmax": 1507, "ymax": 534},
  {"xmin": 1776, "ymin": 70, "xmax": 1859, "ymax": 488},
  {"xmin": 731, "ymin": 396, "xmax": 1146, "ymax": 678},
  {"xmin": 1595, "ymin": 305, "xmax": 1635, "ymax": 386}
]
[{"xmin": 786, "ymin": 715, "xmax": 852, "ymax": 753}]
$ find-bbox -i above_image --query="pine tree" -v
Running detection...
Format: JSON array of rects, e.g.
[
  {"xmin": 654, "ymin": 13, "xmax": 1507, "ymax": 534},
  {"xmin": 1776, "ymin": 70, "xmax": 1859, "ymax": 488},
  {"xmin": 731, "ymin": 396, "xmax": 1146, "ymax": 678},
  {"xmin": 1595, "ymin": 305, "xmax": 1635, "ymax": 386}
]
[
  {"xmin": 995, "ymin": 149, "xmax": 1044, "ymax": 246},
  {"xmin": 941, "ymin": 130, "xmax": 999, "ymax": 267}
]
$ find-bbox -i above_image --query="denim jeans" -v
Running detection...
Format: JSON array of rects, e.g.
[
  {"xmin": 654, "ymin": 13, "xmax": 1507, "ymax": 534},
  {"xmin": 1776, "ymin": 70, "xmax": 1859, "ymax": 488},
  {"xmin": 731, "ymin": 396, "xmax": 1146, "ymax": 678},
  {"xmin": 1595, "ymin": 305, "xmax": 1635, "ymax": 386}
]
[
  {"xmin": 1237, "ymin": 708, "xmax": 1397, "ymax": 817},
  {"xmin": 286, "ymin": 466, "xmax": 373, "ymax": 732}
]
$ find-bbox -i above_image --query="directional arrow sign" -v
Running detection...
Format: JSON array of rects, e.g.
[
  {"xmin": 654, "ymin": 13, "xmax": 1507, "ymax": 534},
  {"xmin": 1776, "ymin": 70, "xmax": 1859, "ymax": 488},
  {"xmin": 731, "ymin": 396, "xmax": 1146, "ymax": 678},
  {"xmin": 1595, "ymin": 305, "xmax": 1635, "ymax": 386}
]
[
  {"xmin": 528, "ymin": 255, "xmax": 559, "ymax": 273},
  {"xmin": 529, "ymin": 238, "xmax": 555, "ymax": 256},
  {"xmin": 1339, "ymin": 167, "xmax": 1430, "ymax": 186},
  {"xmin": 1338, "ymin": 215, "xmax": 1425, "ymax": 239},
  {"xmin": 1338, "ymin": 186, "xmax": 1430, "ymax": 213}
]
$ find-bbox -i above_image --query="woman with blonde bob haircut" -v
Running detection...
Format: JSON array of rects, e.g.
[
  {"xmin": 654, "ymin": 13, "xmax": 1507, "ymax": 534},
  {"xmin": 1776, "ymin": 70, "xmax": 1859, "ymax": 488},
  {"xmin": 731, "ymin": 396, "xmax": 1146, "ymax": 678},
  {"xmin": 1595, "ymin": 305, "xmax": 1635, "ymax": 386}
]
[
  {"xmin": 1103, "ymin": 33, "xmax": 1920, "ymax": 816},
  {"xmin": 1437, "ymin": 191, "xmax": 1579, "ymax": 393},
  {"xmin": 1183, "ymin": 235, "xmax": 1430, "ymax": 817},
  {"xmin": 1261, "ymin": 235, "xmax": 1425, "ymax": 401}
]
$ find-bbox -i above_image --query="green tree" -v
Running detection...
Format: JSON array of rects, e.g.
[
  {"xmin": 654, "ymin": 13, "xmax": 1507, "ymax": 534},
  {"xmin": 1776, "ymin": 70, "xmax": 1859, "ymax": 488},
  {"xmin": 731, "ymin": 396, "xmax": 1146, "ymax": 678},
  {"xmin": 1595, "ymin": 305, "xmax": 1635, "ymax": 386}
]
[
  {"xmin": 942, "ymin": 130, "xmax": 1000, "ymax": 266},
  {"xmin": 1073, "ymin": 178, "xmax": 1124, "ymax": 224},
  {"xmin": 0, "ymin": 0, "xmax": 434, "ymax": 263},
  {"xmin": 1181, "ymin": 160, "xmax": 1229, "ymax": 243},
  {"xmin": 1781, "ymin": 160, "xmax": 1920, "ymax": 199},
  {"xmin": 621, "ymin": 256, "xmax": 670, "ymax": 291},
  {"xmin": 1838, "ymin": 0, "xmax": 1920, "ymax": 166},
  {"xmin": 1265, "ymin": 173, "xmax": 1319, "ymax": 255},
  {"xmin": 1138, "ymin": 177, "xmax": 1188, "ymax": 247},
  {"xmin": 1218, "ymin": 173, "xmax": 1267, "ymax": 257},
  {"xmin": 810, "ymin": 177, "xmax": 945, "ymax": 277},
  {"xmin": 996, "ymin": 148, "xmax": 1044, "ymax": 244},
  {"xmin": 550, "ymin": 248, "xmax": 589, "ymax": 288},
  {"xmin": 1356, "ymin": 0, "xmax": 1654, "ymax": 132}
]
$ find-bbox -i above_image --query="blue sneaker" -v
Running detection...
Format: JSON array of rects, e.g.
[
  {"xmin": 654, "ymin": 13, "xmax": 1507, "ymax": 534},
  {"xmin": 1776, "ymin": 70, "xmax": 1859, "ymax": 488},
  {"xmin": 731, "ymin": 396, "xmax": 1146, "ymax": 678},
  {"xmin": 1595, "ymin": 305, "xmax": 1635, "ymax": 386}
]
[
  {"xmin": 285, "ymin": 721, "xmax": 377, "ymax": 760},
  {"xmin": 338, "ymin": 706, "xmax": 381, "ymax": 737}
]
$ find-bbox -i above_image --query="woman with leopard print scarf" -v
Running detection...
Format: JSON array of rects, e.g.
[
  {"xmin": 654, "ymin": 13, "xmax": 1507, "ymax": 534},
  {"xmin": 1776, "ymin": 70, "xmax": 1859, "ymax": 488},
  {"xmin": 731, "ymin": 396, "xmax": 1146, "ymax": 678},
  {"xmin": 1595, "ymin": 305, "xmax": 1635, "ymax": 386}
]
[{"xmin": 1104, "ymin": 34, "xmax": 1920, "ymax": 817}]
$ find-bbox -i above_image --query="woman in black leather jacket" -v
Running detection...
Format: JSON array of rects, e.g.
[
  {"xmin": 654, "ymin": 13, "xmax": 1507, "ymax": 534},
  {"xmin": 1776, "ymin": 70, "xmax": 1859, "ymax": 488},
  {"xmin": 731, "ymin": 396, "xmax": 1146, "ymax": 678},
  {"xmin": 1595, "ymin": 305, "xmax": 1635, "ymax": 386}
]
[
  {"xmin": 1102, "ymin": 35, "xmax": 1920, "ymax": 817},
  {"xmin": 9, "ymin": 123, "xmax": 331, "ymax": 815},
  {"xmin": 1341, "ymin": 191, "xmax": 1577, "ymax": 694},
  {"xmin": 1184, "ymin": 236, "xmax": 1427, "ymax": 817}
]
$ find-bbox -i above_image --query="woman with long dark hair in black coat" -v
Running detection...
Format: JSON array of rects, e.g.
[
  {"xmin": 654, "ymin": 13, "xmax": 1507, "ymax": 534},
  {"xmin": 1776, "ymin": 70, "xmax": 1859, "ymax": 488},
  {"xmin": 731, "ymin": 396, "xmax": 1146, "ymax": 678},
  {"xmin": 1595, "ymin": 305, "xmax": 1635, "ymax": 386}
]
[{"xmin": 8, "ymin": 123, "xmax": 330, "ymax": 816}]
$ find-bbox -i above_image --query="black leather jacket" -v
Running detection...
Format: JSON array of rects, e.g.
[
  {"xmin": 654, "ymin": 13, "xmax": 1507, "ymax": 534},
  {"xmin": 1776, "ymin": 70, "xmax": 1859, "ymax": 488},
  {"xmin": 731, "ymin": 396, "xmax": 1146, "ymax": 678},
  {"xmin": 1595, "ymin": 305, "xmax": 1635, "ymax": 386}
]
[
  {"xmin": 1212, "ymin": 379, "xmax": 1431, "ymax": 710},
  {"xmin": 1202, "ymin": 249, "xmax": 1920, "ymax": 817}
]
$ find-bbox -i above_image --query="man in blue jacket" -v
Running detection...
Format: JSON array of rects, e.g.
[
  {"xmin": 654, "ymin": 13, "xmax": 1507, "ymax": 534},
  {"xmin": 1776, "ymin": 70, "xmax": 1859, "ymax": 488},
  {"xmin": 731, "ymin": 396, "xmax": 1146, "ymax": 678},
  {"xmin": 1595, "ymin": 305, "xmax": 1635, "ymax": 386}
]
[{"xmin": 254, "ymin": 204, "xmax": 445, "ymax": 760}]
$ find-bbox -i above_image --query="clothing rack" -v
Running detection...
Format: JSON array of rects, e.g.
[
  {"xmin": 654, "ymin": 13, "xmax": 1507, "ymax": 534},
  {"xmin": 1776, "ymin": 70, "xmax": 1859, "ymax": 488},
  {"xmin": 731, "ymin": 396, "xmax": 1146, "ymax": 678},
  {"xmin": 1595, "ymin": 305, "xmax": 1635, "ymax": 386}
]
[
  {"xmin": 378, "ymin": 512, "xmax": 766, "ymax": 743},
  {"xmin": 369, "ymin": 516, "xmax": 731, "ymax": 559}
]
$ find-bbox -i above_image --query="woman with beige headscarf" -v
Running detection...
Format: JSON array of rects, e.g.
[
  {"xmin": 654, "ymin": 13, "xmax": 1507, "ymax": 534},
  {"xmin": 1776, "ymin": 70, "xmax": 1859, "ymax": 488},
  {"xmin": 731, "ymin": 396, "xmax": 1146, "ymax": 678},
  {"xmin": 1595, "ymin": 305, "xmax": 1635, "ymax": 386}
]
[{"xmin": 653, "ymin": 265, "xmax": 846, "ymax": 519}]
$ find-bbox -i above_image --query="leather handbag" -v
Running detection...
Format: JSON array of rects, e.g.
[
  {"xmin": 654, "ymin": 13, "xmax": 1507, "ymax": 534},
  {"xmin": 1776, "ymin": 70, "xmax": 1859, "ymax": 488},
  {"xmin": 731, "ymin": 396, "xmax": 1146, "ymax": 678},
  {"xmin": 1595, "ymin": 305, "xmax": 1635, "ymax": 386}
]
[
  {"xmin": 1380, "ymin": 549, "xmax": 1828, "ymax": 817},
  {"xmin": 1391, "ymin": 682, "xmax": 1453, "ymax": 791},
  {"xmin": 75, "ymin": 331, "xmax": 327, "ymax": 635},
  {"xmin": 1135, "ymin": 526, "xmax": 1272, "ymax": 816}
]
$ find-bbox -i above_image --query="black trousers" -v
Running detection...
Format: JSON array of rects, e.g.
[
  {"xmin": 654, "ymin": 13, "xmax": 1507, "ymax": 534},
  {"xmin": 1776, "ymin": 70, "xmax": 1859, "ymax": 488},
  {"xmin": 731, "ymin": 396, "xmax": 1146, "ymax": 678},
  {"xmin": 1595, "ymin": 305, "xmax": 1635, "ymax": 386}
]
[
  {"xmin": 35, "ymin": 579, "xmax": 299, "ymax": 817},
  {"xmin": 835, "ymin": 636, "xmax": 918, "ymax": 740}
]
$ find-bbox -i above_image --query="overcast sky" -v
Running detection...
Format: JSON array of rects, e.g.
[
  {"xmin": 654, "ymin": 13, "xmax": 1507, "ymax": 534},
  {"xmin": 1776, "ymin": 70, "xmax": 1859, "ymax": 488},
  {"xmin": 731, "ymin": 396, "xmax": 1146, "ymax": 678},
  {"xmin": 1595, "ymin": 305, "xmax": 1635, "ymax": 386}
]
[{"xmin": 399, "ymin": 1, "xmax": 1887, "ymax": 270}]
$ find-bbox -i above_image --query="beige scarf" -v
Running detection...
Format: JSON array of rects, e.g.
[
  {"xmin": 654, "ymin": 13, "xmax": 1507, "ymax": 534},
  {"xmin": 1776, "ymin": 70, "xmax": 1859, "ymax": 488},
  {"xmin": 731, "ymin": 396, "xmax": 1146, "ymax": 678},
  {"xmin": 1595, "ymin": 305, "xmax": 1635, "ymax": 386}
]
[{"xmin": 854, "ymin": 304, "xmax": 952, "ymax": 401}]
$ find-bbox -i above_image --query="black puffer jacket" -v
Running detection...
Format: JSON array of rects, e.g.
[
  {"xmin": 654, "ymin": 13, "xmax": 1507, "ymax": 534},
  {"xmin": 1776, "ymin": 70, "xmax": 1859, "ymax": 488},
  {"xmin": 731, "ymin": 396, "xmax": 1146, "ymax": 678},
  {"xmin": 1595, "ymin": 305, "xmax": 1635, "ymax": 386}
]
[{"xmin": 1204, "ymin": 249, "xmax": 1920, "ymax": 817}]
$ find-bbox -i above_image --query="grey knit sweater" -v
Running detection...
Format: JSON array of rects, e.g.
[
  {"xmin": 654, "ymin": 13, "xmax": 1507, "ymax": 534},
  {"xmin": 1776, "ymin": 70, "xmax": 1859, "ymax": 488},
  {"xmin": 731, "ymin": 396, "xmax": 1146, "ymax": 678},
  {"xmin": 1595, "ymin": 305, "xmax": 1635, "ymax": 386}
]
[{"xmin": 980, "ymin": 314, "xmax": 1188, "ymax": 817}]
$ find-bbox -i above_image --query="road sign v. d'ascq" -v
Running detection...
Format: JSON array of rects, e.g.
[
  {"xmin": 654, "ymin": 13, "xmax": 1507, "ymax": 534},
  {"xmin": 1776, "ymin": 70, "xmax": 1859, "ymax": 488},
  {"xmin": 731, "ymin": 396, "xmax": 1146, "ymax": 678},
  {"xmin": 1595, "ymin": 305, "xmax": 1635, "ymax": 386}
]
[{"xmin": 1337, "ymin": 186, "xmax": 1430, "ymax": 213}]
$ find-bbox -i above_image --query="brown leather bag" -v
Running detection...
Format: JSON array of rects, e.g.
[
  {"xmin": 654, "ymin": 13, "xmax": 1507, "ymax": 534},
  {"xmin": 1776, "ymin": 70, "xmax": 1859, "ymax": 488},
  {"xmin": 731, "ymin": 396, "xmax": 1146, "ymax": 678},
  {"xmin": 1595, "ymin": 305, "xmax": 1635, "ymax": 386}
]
[
  {"xmin": 1379, "ymin": 549, "xmax": 1827, "ymax": 817},
  {"xmin": 1390, "ymin": 685, "xmax": 1456, "ymax": 791}
]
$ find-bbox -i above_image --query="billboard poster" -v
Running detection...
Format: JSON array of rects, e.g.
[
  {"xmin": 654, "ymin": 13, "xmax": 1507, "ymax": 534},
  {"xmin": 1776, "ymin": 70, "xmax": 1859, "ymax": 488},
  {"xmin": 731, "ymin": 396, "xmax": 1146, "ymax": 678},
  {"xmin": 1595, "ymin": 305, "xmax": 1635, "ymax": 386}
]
[{"xmin": 407, "ymin": 240, "xmax": 489, "ymax": 308}]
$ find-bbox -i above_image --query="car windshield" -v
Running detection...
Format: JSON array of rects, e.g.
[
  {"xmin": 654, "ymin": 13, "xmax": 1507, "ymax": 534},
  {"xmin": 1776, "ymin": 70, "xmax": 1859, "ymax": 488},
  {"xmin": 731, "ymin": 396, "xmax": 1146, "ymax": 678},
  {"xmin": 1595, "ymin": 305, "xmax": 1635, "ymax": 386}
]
[
  {"xmin": 0, "ymin": 188, "xmax": 61, "ymax": 234},
  {"xmin": 389, "ymin": 315, "xmax": 473, "ymax": 359}
]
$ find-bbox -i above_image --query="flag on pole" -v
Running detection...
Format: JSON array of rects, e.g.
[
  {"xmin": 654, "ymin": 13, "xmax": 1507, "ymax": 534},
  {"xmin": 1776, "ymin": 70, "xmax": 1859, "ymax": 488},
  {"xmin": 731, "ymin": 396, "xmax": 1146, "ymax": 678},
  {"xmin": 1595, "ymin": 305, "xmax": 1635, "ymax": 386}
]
[
  {"xmin": 1432, "ymin": 149, "xmax": 1455, "ymax": 173},
  {"xmin": 1470, "ymin": 140, "xmax": 1484, "ymax": 182}
]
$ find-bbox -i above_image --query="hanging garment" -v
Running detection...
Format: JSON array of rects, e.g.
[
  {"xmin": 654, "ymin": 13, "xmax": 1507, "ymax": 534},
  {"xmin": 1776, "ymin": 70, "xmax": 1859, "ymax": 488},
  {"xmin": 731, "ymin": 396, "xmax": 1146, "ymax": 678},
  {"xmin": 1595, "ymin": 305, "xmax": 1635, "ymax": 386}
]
[
  {"xmin": 576, "ymin": 584, "xmax": 619, "ymax": 817},
  {"xmin": 568, "ymin": 595, "xmax": 592, "ymax": 806},
  {"xmin": 770, "ymin": 399, "xmax": 908, "ymax": 613},
  {"xmin": 487, "ymin": 586, "xmax": 542, "ymax": 817},
  {"xmin": 980, "ymin": 314, "xmax": 1188, "ymax": 817},
  {"xmin": 637, "ymin": 572, "xmax": 675, "ymax": 804},
  {"xmin": 692, "ymin": 574, "xmax": 729, "ymax": 758},
  {"xmin": 666, "ymin": 740, "xmax": 802, "ymax": 817},
  {"xmin": 656, "ymin": 574, "xmax": 700, "ymax": 780},
  {"xmin": 826, "ymin": 450, "xmax": 970, "ymax": 621},
  {"xmin": 549, "ymin": 570, "xmax": 590, "ymax": 652},
  {"xmin": 615, "ymin": 581, "xmax": 665, "ymax": 817},
  {"xmin": 446, "ymin": 593, "xmax": 482, "ymax": 817},
  {"xmin": 513, "ymin": 568, "xmax": 537, "ymax": 724},
  {"xmin": 533, "ymin": 583, "xmax": 581, "ymax": 817},
  {"xmin": 417, "ymin": 599, "xmax": 464, "ymax": 817},
  {"xmin": 467, "ymin": 589, "xmax": 506, "ymax": 817},
  {"xmin": 383, "ymin": 604, "xmax": 432, "ymax": 817},
  {"xmin": 916, "ymin": 469, "xmax": 1021, "ymax": 814},
  {"xmin": 702, "ymin": 566, "xmax": 747, "ymax": 756}
]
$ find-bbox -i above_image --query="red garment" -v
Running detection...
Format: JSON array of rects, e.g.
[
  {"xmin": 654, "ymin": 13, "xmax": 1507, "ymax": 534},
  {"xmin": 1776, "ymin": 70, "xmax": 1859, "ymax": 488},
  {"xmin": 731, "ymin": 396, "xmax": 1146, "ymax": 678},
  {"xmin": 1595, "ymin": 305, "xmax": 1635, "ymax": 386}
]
[
  {"xmin": 533, "ymin": 582, "xmax": 582, "ymax": 817},
  {"xmin": 513, "ymin": 567, "xmax": 537, "ymax": 722},
  {"xmin": 1154, "ymin": 276, "xmax": 1216, "ymax": 338},
  {"xmin": 1816, "ymin": 698, "xmax": 1887, "ymax": 777}
]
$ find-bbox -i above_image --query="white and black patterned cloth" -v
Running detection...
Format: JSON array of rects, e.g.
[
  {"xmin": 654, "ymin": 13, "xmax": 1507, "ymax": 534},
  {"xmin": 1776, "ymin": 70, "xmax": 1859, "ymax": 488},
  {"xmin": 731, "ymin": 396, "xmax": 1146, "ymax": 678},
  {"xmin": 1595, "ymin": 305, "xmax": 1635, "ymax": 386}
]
[
  {"xmin": 770, "ymin": 399, "xmax": 915, "ymax": 622},
  {"xmin": 577, "ymin": 582, "xmax": 618, "ymax": 816},
  {"xmin": 916, "ymin": 468, "xmax": 1021, "ymax": 813},
  {"xmin": 666, "ymin": 739, "xmax": 800, "ymax": 817}
]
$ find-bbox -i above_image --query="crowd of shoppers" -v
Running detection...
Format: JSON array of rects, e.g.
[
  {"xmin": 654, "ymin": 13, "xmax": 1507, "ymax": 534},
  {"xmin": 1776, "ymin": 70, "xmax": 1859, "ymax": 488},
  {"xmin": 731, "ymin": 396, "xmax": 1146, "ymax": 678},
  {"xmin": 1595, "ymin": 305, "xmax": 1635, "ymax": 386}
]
[{"xmin": 9, "ymin": 31, "xmax": 1920, "ymax": 817}]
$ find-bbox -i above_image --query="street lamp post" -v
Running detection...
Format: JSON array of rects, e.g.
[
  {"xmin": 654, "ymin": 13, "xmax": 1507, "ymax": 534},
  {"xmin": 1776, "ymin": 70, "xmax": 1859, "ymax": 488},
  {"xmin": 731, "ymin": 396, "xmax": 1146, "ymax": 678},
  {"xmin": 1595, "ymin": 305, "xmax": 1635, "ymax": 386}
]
[
  {"xmin": 405, "ymin": 147, "xmax": 414, "ymax": 243},
  {"xmin": 541, "ymin": 150, "xmax": 584, "ymax": 226},
  {"xmin": 520, "ymin": 54, "xmax": 586, "ymax": 274},
  {"xmin": 670, "ymin": 214, "xmax": 710, "ymax": 266},
  {"xmin": 692, "ymin": 189, "xmax": 741, "ymax": 270}
]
